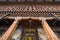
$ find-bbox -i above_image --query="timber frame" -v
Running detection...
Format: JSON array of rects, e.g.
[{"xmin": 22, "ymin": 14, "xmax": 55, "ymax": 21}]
[
  {"xmin": 0, "ymin": 2, "xmax": 60, "ymax": 40},
  {"xmin": 0, "ymin": 17, "xmax": 59, "ymax": 40}
]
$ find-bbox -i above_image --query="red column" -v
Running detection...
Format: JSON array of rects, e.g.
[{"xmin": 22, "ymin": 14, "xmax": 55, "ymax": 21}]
[
  {"xmin": 1, "ymin": 19, "xmax": 19, "ymax": 40},
  {"xmin": 41, "ymin": 18, "xmax": 59, "ymax": 40}
]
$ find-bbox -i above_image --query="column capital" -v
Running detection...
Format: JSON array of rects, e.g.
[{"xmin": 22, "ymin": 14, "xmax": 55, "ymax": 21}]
[
  {"xmin": 15, "ymin": 17, "xmax": 22, "ymax": 21},
  {"xmin": 39, "ymin": 17, "xmax": 46, "ymax": 21}
]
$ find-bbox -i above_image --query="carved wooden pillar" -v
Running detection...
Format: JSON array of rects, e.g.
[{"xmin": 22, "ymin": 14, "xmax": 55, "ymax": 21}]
[
  {"xmin": 41, "ymin": 18, "xmax": 59, "ymax": 40},
  {"xmin": 1, "ymin": 19, "xmax": 19, "ymax": 40}
]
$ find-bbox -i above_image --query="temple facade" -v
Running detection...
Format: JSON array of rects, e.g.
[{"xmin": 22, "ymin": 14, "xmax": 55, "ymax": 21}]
[{"xmin": 0, "ymin": 0, "xmax": 60, "ymax": 40}]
